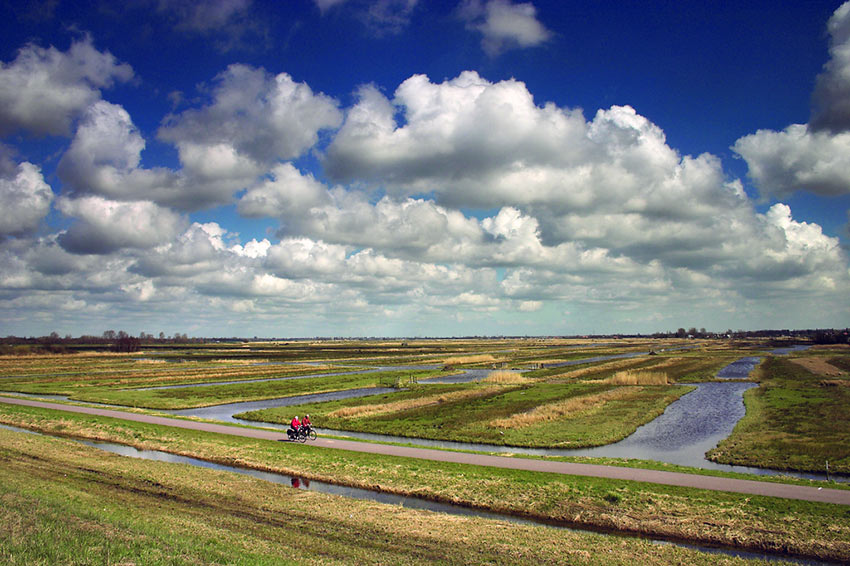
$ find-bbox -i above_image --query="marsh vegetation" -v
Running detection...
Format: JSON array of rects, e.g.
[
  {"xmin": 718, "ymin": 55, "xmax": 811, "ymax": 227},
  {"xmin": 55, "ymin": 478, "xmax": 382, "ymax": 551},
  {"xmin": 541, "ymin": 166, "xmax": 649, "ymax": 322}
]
[{"xmin": 0, "ymin": 337, "xmax": 848, "ymax": 563}]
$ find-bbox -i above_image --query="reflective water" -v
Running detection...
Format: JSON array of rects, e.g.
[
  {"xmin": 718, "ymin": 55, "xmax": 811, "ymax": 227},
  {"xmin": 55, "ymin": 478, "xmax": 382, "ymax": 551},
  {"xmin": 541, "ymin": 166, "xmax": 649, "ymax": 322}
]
[
  {"xmin": 9, "ymin": 347, "xmax": 837, "ymax": 483},
  {"xmin": 717, "ymin": 357, "xmax": 762, "ymax": 379},
  {"xmin": 562, "ymin": 382, "xmax": 762, "ymax": 471},
  {"xmin": 309, "ymin": 381, "xmax": 788, "ymax": 477}
]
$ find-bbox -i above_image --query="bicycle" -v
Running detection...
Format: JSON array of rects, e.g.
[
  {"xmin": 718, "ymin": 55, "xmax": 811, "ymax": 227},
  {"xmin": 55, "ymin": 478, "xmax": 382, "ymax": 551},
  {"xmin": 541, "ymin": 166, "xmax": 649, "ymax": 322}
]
[{"xmin": 287, "ymin": 426, "xmax": 317, "ymax": 442}]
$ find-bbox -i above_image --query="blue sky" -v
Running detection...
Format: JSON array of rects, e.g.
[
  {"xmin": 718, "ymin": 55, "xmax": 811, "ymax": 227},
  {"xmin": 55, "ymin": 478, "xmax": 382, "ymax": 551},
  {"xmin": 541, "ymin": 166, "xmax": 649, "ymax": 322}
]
[{"xmin": 1, "ymin": 0, "xmax": 849, "ymax": 338}]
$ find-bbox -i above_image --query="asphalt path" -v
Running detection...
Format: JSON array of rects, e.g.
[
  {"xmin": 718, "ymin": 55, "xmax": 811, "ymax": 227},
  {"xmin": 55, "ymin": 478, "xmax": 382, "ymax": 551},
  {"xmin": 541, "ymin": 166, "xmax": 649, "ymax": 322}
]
[{"xmin": 2, "ymin": 396, "xmax": 848, "ymax": 506}]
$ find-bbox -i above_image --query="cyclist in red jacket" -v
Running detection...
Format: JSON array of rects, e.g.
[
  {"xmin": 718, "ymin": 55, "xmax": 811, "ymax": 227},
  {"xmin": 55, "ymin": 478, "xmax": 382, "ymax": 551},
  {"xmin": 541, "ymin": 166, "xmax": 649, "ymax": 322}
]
[{"xmin": 287, "ymin": 415, "xmax": 301, "ymax": 440}]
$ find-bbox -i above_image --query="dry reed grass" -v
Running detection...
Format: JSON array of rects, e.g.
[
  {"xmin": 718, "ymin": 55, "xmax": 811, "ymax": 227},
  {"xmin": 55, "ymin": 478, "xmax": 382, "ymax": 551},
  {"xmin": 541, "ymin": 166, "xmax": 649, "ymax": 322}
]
[
  {"xmin": 329, "ymin": 386, "xmax": 503, "ymax": 419},
  {"xmin": 490, "ymin": 387, "xmax": 636, "ymax": 429},
  {"xmin": 545, "ymin": 357, "xmax": 652, "ymax": 380},
  {"xmin": 441, "ymin": 354, "xmax": 497, "ymax": 366},
  {"xmin": 482, "ymin": 370, "xmax": 530, "ymax": 384},
  {"xmin": 790, "ymin": 357, "xmax": 844, "ymax": 377},
  {"xmin": 604, "ymin": 370, "xmax": 669, "ymax": 385},
  {"xmin": 546, "ymin": 356, "xmax": 684, "ymax": 382}
]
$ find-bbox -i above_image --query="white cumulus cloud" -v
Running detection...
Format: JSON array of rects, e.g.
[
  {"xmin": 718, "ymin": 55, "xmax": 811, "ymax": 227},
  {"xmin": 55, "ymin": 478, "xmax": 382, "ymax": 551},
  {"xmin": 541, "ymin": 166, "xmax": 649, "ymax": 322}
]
[
  {"xmin": 0, "ymin": 37, "xmax": 132, "ymax": 137},
  {"xmin": 733, "ymin": 2, "xmax": 850, "ymax": 199},
  {"xmin": 460, "ymin": 0, "xmax": 552, "ymax": 55},
  {"xmin": 0, "ymin": 161, "xmax": 53, "ymax": 237},
  {"xmin": 56, "ymin": 196, "xmax": 186, "ymax": 255},
  {"xmin": 159, "ymin": 64, "xmax": 342, "ymax": 170}
]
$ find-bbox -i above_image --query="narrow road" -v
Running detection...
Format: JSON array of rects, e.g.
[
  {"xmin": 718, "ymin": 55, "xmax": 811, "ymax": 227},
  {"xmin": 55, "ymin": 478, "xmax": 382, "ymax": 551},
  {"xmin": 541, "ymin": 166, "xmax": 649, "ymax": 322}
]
[{"xmin": 2, "ymin": 396, "xmax": 848, "ymax": 505}]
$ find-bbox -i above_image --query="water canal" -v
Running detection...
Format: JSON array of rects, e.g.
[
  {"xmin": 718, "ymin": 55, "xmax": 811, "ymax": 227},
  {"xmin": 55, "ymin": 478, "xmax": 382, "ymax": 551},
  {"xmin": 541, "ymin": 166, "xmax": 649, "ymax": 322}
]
[
  {"xmin": 163, "ymin": 350, "xmax": 839, "ymax": 481},
  {"xmin": 6, "ymin": 346, "xmax": 836, "ymax": 482}
]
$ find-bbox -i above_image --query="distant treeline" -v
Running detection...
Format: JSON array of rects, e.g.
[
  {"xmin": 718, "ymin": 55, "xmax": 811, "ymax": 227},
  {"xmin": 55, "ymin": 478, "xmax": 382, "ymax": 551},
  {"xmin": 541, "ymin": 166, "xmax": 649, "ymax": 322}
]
[
  {"xmin": 0, "ymin": 330, "xmax": 205, "ymax": 355},
  {"xmin": 1, "ymin": 327, "xmax": 848, "ymax": 355},
  {"xmin": 645, "ymin": 328, "xmax": 848, "ymax": 344}
]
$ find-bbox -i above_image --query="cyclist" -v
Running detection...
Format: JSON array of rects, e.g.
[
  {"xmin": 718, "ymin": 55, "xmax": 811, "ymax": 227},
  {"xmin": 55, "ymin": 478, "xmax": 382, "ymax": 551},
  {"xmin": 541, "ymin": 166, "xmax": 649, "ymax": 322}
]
[
  {"xmin": 287, "ymin": 415, "xmax": 301, "ymax": 440},
  {"xmin": 302, "ymin": 414, "xmax": 312, "ymax": 433}
]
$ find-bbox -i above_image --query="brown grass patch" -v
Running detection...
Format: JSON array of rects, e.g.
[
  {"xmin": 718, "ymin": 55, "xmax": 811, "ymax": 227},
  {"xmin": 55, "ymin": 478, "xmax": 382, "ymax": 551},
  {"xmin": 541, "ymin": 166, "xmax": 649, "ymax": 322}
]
[
  {"xmin": 604, "ymin": 370, "xmax": 669, "ymax": 385},
  {"xmin": 544, "ymin": 357, "xmax": 652, "ymax": 380},
  {"xmin": 482, "ymin": 371, "xmax": 530, "ymax": 384},
  {"xmin": 329, "ymin": 386, "xmax": 503, "ymax": 419},
  {"xmin": 790, "ymin": 357, "xmax": 845, "ymax": 377},
  {"xmin": 490, "ymin": 387, "xmax": 636, "ymax": 429},
  {"xmin": 441, "ymin": 354, "xmax": 498, "ymax": 366}
]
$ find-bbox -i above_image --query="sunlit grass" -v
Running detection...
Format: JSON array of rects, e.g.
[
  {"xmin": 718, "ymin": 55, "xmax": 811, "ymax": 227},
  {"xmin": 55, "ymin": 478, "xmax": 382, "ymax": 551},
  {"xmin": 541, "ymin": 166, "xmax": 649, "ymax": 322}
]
[
  {"xmin": 605, "ymin": 370, "xmax": 669, "ymax": 385},
  {"xmin": 328, "ymin": 386, "xmax": 504, "ymax": 419},
  {"xmin": 481, "ymin": 370, "xmax": 530, "ymax": 384},
  {"xmin": 489, "ymin": 387, "xmax": 637, "ymax": 429},
  {"xmin": 1, "ymin": 412, "xmax": 848, "ymax": 564}
]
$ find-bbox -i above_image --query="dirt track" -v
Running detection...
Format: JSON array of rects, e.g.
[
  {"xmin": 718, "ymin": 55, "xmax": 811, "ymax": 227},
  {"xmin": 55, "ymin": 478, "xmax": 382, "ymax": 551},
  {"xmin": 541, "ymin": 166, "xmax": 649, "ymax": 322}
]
[{"xmin": 2, "ymin": 395, "xmax": 849, "ymax": 506}]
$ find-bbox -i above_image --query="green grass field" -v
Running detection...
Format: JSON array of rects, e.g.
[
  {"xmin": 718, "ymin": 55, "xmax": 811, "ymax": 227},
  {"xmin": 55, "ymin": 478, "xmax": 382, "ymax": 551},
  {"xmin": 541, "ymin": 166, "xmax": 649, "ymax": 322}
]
[{"xmin": 1, "ymin": 408, "xmax": 848, "ymax": 563}]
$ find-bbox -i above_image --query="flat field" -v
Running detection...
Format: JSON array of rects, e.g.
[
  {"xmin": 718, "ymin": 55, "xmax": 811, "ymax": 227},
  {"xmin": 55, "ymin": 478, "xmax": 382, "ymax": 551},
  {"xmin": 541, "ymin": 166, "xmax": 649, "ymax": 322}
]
[{"xmin": 1, "ymin": 338, "xmax": 848, "ymax": 563}]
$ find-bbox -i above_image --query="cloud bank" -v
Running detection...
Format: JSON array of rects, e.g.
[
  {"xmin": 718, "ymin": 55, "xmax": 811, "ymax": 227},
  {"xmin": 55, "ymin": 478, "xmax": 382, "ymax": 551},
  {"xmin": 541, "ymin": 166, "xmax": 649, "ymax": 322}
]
[{"xmin": 1, "ymin": 4, "xmax": 848, "ymax": 337}]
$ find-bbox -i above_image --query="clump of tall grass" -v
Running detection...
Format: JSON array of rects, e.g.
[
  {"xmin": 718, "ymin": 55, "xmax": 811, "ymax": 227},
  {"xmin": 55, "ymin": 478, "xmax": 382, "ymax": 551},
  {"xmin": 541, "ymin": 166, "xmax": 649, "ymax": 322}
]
[
  {"xmin": 482, "ymin": 370, "xmax": 530, "ymax": 384},
  {"xmin": 441, "ymin": 354, "xmax": 497, "ymax": 366},
  {"xmin": 605, "ymin": 370, "xmax": 669, "ymax": 385},
  {"xmin": 544, "ymin": 358, "xmax": 651, "ymax": 381},
  {"xmin": 490, "ymin": 387, "xmax": 635, "ymax": 429},
  {"xmin": 329, "ymin": 386, "xmax": 502, "ymax": 419}
]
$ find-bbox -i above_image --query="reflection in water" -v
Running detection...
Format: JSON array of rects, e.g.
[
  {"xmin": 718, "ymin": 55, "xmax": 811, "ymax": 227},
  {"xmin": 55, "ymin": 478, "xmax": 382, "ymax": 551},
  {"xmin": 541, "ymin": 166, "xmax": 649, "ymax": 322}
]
[
  {"xmin": 716, "ymin": 357, "xmax": 762, "ymax": 379},
  {"xmin": 563, "ymin": 383, "xmax": 759, "ymax": 470}
]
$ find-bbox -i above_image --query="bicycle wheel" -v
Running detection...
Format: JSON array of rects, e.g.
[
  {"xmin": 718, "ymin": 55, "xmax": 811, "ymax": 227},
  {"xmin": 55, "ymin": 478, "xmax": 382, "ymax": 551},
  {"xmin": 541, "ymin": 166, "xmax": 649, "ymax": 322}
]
[
  {"xmin": 308, "ymin": 428, "xmax": 317, "ymax": 441},
  {"xmin": 298, "ymin": 431, "xmax": 308, "ymax": 443}
]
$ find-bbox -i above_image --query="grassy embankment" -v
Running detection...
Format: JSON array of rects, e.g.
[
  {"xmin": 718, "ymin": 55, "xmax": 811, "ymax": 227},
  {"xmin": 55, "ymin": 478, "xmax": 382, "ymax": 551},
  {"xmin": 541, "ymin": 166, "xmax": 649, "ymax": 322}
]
[
  {"xmin": 242, "ymin": 352, "xmax": 721, "ymax": 448},
  {"xmin": 709, "ymin": 351, "xmax": 850, "ymax": 474},
  {"xmin": 1, "ymin": 406, "xmax": 848, "ymax": 564}
]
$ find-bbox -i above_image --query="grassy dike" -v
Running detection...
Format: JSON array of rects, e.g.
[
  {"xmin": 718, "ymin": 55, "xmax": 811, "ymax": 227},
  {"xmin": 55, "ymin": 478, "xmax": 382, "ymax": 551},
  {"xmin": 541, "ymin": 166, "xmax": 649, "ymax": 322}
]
[{"xmin": 1, "ymin": 404, "xmax": 848, "ymax": 563}]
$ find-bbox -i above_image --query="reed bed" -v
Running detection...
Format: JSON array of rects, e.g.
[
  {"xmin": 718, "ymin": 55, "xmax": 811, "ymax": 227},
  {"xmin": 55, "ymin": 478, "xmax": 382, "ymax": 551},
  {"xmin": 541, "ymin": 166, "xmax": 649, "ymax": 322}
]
[
  {"xmin": 490, "ymin": 387, "xmax": 636, "ymax": 429},
  {"xmin": 545, "ymin": 357, "xmax": 652, "ymax": 380},
  {"xmin": 441, "ymin": 354, "xmax": 498, "ymax": 366},
  {"xmin": 605, "ymin": 370, "xmax": 669, "ymax": 385},
  {"xmin": 482, "ymin": 370, "xmax": 530, "ymax": 384},
  {"xmin": 329, "ymin": 386, "xmax": 503, "ymax": 419}
]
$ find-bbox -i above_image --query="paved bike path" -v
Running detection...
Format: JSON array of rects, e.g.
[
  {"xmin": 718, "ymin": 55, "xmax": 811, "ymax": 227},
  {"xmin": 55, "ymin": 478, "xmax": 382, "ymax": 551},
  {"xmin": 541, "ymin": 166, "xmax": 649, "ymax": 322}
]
[{"xmin": 2, "ymin": 396, "xmax": 848, "ymax": 506}]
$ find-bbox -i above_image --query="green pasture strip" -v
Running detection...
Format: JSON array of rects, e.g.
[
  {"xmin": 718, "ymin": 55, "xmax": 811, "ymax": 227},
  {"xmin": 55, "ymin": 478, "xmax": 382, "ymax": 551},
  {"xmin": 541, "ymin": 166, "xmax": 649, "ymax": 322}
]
[
  {"xmin": 0, "ymin": 409, "xmax": 847, "ymax": 563},
  {"xmin": 709, "ymin": 356, "xmax": 850, "ymax": 474},
  {"xmin": 0, "ymin": 364, "xmax": 362, "ymax": 396},
  {"xmin": 244, "ymin": 382, "xmax": 694, "ymax": 448},
  {"xmin": 0, "ymin": 430, "xmax": 780, "ymax": 566},
  {"xmin": 65, "ymin": 369, "xmax": 443, "ymax": 409}
]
